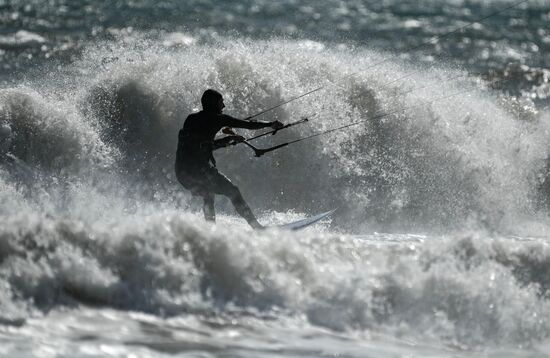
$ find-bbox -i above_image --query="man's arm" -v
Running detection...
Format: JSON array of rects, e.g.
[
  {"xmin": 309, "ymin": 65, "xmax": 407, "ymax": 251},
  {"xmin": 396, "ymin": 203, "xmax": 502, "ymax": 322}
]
[{"xmin": 221, "ymin": 114, "xmax": 283, "ymax": 130}]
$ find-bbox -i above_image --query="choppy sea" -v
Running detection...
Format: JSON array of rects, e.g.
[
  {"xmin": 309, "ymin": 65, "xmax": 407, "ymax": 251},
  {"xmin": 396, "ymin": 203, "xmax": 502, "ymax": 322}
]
[{"xmin": 2, "ymin": 0, "xmax": 550, "ymax": 356}]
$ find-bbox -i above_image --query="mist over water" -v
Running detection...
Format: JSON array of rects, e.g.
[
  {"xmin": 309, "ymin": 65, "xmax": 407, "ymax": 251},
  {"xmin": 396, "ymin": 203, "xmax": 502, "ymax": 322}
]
[{"xmin": 2, "ymin": 1, "xmax": 550, "ymax": 356}]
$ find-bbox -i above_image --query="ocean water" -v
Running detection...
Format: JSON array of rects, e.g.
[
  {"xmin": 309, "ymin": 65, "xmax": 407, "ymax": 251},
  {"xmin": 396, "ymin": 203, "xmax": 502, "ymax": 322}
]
[{"xmin": 1, "ymin": 0, "xmax": 550, "ymax": 357}]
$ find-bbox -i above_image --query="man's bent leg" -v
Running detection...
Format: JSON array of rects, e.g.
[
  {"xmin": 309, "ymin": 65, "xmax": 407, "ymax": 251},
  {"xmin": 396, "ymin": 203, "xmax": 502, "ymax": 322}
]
[
  {"xmin": 207, "ymin": 169, "xmax": 263, "ymax": 229},
  {"xmin": 228, "ymin": 190, "xmax": 263, "ymax": 229}
]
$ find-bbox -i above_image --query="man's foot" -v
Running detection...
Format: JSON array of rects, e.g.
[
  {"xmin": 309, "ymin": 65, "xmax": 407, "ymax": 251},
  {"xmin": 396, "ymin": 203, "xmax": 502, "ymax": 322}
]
[{"xmin": 249, "ymin": 220, "xmax": 264, "ymax": 230}]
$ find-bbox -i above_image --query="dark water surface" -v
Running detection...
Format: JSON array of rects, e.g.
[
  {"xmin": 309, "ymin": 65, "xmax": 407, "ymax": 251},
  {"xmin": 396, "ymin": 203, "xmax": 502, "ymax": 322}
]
[{"xmin": 1, "ymin": 0, "xmax": 549, "ymax": 104}]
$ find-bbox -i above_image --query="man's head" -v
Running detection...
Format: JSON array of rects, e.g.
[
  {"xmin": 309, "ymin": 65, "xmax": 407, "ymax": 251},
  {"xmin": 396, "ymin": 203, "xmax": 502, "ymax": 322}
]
[{"xmin": 201, "ymin": 89, "xmax": 225, "ymax": 114}]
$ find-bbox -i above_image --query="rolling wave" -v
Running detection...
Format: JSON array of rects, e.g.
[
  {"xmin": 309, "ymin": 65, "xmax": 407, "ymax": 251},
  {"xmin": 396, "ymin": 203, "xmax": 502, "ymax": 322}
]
[{"xmin": 1, "ymin": 212, "xmax": 550, "ymax": 348}]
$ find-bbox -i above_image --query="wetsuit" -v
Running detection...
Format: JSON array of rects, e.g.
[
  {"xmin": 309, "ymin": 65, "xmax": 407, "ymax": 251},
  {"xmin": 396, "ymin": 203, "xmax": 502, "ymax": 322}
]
[{"xmin": 175, "ymin": 110, "xmax": 271, "ymax": 223}]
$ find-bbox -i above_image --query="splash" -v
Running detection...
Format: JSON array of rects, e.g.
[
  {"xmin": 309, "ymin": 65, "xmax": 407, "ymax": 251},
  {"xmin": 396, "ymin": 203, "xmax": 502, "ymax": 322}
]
[{"xmin": 2, "ymin": 35, "xmax": 549, "ymax": 231}]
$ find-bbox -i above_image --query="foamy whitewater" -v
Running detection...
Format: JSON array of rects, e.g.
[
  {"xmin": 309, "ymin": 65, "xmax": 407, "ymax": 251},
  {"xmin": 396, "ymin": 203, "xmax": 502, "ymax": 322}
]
[{"xmin": 1, "ymin": 1, "xmax": 550, "ymax": 357}]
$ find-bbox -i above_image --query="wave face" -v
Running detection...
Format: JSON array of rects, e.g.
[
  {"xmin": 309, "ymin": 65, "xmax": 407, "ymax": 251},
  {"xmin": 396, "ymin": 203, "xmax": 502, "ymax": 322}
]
[{"xmin": 2, "ymin": 30, "xmax": 550, "ymax": 356}]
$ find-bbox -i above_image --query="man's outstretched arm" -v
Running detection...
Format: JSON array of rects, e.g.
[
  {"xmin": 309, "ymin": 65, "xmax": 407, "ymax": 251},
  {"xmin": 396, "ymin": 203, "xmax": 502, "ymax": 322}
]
[{"xmin": 221, "ymin": 115, "xmax": 283, "ymax": 130}]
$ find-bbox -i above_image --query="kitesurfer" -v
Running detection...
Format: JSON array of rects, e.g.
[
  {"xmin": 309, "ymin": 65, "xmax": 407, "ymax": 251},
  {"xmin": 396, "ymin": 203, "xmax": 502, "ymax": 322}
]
[{"xmin": 175, "ymin": 89, "xmax": 283, "ymax": 228}]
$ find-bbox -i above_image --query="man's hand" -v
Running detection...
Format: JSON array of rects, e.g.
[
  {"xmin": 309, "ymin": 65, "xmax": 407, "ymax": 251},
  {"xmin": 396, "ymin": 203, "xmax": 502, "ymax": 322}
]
[
  {"xmin": 270, "ymin": 121, "xmax": 284, "ymax": 130},
  {"xmin": 213, "ymin": 134, "xmax": 245, "ymax": 149}
]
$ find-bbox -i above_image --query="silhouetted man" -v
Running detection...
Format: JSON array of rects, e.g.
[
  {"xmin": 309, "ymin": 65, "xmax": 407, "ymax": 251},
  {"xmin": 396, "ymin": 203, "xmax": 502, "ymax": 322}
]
[{"xmin": 175, "ymin": 89, "xmax": 283, "ymax": 228}]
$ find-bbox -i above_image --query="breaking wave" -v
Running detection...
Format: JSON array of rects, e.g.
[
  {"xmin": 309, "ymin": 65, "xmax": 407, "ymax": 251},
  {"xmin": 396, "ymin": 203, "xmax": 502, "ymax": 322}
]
[
  {"xmin": 2, "ymin": 212, "xmax": 550, "ymax": 348},
  {"xmin": 1, "ymin": 36, "xmax": 550, "ymax": 231}
]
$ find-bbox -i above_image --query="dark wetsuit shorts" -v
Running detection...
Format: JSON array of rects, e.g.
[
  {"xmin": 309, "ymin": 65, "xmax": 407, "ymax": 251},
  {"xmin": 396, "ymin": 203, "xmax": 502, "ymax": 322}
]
[{"xmin": 176, "ymin": 165, "xmax": 238, "ymax": 198}]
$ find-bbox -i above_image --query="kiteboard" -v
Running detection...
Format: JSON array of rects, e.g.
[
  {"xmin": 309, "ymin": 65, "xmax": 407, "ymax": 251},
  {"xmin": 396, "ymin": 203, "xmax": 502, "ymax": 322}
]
[{"xmin": 275, "ymin": 209, "xmax": 336, "ymax": 231}]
